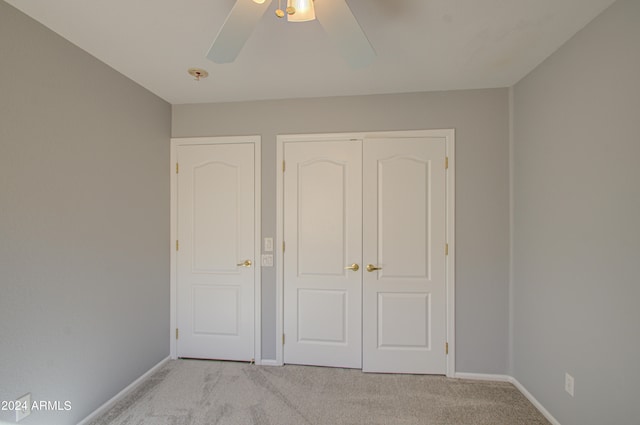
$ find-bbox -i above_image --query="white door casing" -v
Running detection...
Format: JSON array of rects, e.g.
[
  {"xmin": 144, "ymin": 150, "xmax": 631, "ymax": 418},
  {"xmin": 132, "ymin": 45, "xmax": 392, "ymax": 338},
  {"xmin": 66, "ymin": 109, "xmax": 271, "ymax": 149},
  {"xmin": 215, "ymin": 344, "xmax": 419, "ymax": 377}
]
[
  {"xmin": 276, "ymin": 130, "xmax": 455, "ymax": 376},
  {"xmin": 362, "ymin": 138, "xmax": 447, "ymax": 374},
  {"xmin": 170, "ymin": 137, "xmax": 261, "ymax": 363},
  {"xmin": 283, "ymin": 140, "xmax": 363, "ymax": 368}
]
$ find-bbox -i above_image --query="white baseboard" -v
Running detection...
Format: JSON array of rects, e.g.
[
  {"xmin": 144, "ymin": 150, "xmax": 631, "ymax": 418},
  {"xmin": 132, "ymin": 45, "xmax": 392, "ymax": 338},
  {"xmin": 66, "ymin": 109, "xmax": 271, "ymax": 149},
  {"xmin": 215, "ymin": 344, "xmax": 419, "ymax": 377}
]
[
  {"xmin": 77, "ymin": 356, "xmax": 170, "ymax": 425},
  {"xmin": 453, "ymin": 372, "xmax": 561, "ymax": 425},
  {"xmin": 454, "ymin": 372, "xmax": 511, "ymax": 382},
  {"xmin": 509, "ymin": 377, "xmax": 561, "ymax": 425},
  {"xmin": 258, "ymin": 359, "xmax": 282, "ymax": 366}
]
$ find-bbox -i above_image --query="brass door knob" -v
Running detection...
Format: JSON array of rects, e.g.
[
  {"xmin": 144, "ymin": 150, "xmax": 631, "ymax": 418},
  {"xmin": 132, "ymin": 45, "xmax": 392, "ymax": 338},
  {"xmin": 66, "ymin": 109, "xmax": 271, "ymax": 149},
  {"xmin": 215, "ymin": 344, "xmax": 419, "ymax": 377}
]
[
  {"xmin": 344, "ymin": 263, "xmax": 360, "ymax": 272},
  {"xmin": 237, "ymin": 260, "xmax": 252, "ymax": 267},
  {"xmin": 366, "ymin": 264, "xmax": 382, "ymax": 272}
]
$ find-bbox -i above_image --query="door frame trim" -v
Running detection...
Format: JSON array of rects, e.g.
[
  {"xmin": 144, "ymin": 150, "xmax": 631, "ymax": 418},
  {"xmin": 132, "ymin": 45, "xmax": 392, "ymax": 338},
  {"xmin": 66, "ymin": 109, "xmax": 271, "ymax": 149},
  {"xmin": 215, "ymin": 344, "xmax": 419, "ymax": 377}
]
[
  {"xmin": 170, "ymin": 136, "xmax": 262, "ymax": 363},
  {"xmin": 275, "ymin": 129, "xmax": 455, "ymax": 376}
]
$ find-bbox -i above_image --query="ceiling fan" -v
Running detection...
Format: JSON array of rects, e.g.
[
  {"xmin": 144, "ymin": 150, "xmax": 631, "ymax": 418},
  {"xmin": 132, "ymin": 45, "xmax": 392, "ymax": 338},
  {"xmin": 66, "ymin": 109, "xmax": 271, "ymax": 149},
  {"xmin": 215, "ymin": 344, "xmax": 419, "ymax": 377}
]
[{"xmin": 206, "ymin": 0, "xmax": 376, "ymax": 68}]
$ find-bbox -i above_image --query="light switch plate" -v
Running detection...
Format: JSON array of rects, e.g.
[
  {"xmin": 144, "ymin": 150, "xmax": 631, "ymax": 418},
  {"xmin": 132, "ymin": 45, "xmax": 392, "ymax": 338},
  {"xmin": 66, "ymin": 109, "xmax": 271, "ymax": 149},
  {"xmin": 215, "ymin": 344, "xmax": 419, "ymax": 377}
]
[
  {"xmin": 261, "ymin": 254, "xmax": 273, "ymax": 267},
  {"xmin": 565, "ymin": 373, "xmax": 574, "ymax": 397},
  {"xmin": 264, "ymin": 238, "xmax": 273, "ymax": 252}
]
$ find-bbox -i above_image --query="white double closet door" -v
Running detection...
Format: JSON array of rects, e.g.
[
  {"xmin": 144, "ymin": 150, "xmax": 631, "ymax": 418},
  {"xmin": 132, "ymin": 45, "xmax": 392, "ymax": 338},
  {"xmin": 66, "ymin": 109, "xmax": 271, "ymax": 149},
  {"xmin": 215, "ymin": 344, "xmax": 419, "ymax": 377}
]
[{"xmin": 283, "ymin": 137, "xmax": 447, "ymax": 374}]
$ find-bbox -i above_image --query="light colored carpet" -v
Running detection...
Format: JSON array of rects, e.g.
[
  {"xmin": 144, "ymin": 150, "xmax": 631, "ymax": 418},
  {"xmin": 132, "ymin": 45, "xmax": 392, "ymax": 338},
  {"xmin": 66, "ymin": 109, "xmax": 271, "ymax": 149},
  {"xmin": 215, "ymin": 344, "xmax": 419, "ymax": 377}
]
[{"xmin": 89, "ymin": 359, "xmax": 550, "ymax": 425}]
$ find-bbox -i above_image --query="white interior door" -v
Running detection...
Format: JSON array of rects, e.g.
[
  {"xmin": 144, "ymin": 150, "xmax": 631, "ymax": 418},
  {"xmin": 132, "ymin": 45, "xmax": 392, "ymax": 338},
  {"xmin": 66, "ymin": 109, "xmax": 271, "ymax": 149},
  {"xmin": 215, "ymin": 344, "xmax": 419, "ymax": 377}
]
[
  {"xmin": 176, "ymin": 143, "xmax": 255, "ymax": 361},
  {"xmin": 283, "ymin": 140, "xmax": 363, "ymax": 369},
  {"xmin": 362, "ymin": 138, "xmax": 447, "ymax": 374}
]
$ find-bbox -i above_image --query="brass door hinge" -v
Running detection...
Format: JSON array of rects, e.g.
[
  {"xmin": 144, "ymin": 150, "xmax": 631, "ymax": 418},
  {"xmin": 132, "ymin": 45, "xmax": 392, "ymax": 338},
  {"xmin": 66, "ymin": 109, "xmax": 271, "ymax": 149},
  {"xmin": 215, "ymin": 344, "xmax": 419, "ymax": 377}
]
[
  {"xmin": 282, "ymin": 160, "xmax": 285, "ymax": 172},
  {"xmin": 445, "ymin": 157, "xmax": 449, "ymax": 170},
  {"xmin": 176, "ymin": 240, "xmax": 179, "ymax": 251},
  {"xmin": 445, "ymin": 342, "xmax": 449, "ymax": 355},
  {"xmin": 445, "ymin": 243, "xmax": 449, "ymax": 256},
  {"xmin": 176, "ymin": 162, "xmax": 179, "ymax": 174},
  {"xmin": 176, "ymin": 328, "xmax": 179, "ymax": 340},
  {"xmin": 282, "ymin": 334, "xmax": 285, "ymax": 345}
]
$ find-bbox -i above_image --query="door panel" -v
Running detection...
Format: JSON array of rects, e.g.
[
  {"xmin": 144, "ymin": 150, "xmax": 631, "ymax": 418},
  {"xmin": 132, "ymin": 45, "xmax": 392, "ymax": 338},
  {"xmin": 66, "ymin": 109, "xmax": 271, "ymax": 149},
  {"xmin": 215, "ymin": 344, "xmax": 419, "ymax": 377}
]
[
  {"xmin": 377, "ymin": 156, "xmax": 430, "ymax": 279},
  {"xmin": 192, "ymin": 161, "xmax": 239, "ymax": 271},
  {"xmin": 298, "ymin": 289, "xmax": 347, "ymax": 343},
  {"xmin": 363, "ymin": 138, "xmax": 447, "ymax": 374},
  {"xmin": 193, "ymin": 285, "xmax": 239, "ymax": 335},
  {"xmin": 177, "ymin": 143, "xmax": 255, "ymax": 361},
  {"xmin": 377, "ymin": 292, "xmax": 430, "ymax": 349},
  {"xmin": 297, "ymin": 159, "xmax": 348, "ymax": 276},
  {"xmin": 283, "ymin": 140, "xmax": 362, "ymax": 368}
]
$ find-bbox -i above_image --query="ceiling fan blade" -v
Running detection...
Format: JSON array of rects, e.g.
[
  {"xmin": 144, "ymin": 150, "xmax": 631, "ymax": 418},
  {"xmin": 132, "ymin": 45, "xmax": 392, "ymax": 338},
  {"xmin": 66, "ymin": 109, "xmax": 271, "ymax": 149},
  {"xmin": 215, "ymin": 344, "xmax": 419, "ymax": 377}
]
[
  {"xmin": 206, "ymin": 0, "xmax": 272, "ymax": 64},
  {"xmin": 315, "ymin": 0, "xmax": 376, "ymax": 68}
]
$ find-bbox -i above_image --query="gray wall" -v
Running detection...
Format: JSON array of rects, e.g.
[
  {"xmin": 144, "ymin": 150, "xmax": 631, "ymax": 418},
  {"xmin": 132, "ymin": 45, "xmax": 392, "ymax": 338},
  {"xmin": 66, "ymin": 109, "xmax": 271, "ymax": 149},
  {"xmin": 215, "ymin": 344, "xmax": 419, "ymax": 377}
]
[
  {"xmin": 173, "ymin": 89, "xmax": 511, "ymax": 373},
  {"xmin": 512, "ymin": 0, "xmax": 640, "ymax": 424},
  {"xmin": 0, "ymin": 2, "xmax": 171, "ymax": 424}
]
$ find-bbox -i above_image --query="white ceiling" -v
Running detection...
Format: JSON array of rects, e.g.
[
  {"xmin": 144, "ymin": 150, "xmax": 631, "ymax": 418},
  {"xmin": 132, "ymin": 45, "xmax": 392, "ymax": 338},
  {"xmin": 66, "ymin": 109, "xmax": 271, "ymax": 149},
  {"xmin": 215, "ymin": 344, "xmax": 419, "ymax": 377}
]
[{"xmin": 5, "ymin": 0, "xmax": 616, "ymax": 105}]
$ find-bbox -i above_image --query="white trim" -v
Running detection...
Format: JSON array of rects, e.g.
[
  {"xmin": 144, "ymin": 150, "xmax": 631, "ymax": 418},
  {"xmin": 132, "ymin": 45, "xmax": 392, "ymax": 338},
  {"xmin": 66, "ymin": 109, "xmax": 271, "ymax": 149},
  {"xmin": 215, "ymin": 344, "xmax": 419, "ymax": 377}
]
[
  {"xmin": 275, "ymin": 129, "xmax": 455, "ymax": 374},
  {"xmin": 508, "ymin": 86, "xmax": 515, "ymax": 376},
  {"xmin": 510, "ymin": 377, "xmax": 562, "ymax": 425},
  {"xmin": 275, "ymin": 138, "xmax": 285, "ymax": 366},
  {"xmin": 170, "ymin": 141, "xmax": 178, "ymax": 360},
  {"xmin": 77, "ymin": 357, "xmax": 170, "ymax": 425},
  {"xmin": 454, "ymin": 373, "xmax": 562, "ymax": 425},
  {"xmin": 253, "ymin": 139, "xmax": 262, "ymax": 364},
  {"xmin": 169, "ymin": 136, "xmax": 262, "ymax": 363},
  {"xmin": 454, "ymin": 372, "xmax": 511, "ymax": 382},
  {"xmin": 444, "ymin": 129, "xmax": 456, "ymax": 378},
  {"xmin": 258, "ymin": 359, "xmax": 282, "ymax": 367}
]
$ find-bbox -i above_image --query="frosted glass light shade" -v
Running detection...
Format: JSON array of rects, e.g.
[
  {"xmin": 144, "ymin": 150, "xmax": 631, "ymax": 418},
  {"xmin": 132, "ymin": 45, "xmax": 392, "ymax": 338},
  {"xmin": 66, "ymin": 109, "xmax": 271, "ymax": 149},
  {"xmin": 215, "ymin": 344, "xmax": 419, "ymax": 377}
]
[{"xmin": 288, "ymin": 0, "xmax": 316, "ymax": 22}]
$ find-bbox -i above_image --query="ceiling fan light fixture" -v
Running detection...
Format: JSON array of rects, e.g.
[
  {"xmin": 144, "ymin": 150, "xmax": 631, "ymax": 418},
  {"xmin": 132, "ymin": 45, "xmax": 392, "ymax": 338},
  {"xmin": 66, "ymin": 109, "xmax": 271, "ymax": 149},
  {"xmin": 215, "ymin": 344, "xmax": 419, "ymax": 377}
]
[
  {"xmin": 285, "ymin": 0, "xmax": 296, "ymax": 15},
  {"xmin": 287, "ymin": 0, "xmax": 315, "ymax": 22},
  {"xmin": 252, "ymin": 0, "xmax": 267, "ymax": 4}
]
